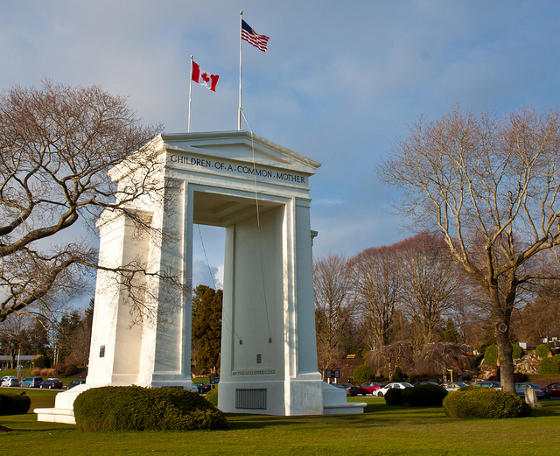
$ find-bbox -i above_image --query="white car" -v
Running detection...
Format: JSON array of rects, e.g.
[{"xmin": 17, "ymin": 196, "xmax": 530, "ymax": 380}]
[
  {"xmin": 1, "ymin": 376, "xmax": 18, "ymax": 387},
  {"xmin": 376, "ymin": 382, "xmax": 414, "ymax": 397}
]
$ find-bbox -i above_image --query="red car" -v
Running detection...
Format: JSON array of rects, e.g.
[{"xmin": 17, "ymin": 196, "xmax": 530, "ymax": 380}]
[
  {"xmin": 360, "ymin": 382, "xmax": 383, "ymax": 394},
  {"xmin": 547, "ymin": 382, "xmax": 560, "ymax": 397}
]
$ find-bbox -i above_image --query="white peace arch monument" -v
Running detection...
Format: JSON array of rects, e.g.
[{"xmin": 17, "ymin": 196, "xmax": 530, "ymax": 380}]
[{"xmin": 36, "ymin": 131, "xmax": 364, "ymax": 423}]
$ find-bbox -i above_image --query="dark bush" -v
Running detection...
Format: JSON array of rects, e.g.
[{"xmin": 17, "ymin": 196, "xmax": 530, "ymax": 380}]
[
  {"xmin": 62, "ymin": 364, "xmax": 80, "ymax": 377},
  {"xmin": 32, "ymin": 354, "xmax": 50, "ymax": 369},
  {"xmin": 513, "ymin": 372, "xmax": 529, "ymax": 383},
  {"xmin": 74, "ymin": 386, "xmax": 227, "ymax": 432},
  {"xmin": 538, "ymin": 354, "xmax": 560, "ymax": 374},
  {"xmin": 384, "ymin": 388, "xmax": 405, "ymax": 405},
  {"xmin": 402, "ymin": 384, "xmax": 448, "ymax": 406},
  {"xmin": 535, "ymin": 344, "xmax": 552, "ymax": 359},
  {"xmin": 205, "ymin": 386, "xmax": 218, "ymax": 407},
  {"xmin": 443, "ymin": 387, "xmax": 530, "ymax": 418},
  {"xmin": 0, "ymin": 392, "xmax": 31, "ymax": 415},
  {"xmin": 54, "ymin": 363, "xmax": 79, "ymax": 377}
]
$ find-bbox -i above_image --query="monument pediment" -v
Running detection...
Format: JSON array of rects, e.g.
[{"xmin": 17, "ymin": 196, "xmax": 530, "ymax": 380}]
[{"xmin": 160, "ymin": 131, "xmax": 320, "ymax": 175}]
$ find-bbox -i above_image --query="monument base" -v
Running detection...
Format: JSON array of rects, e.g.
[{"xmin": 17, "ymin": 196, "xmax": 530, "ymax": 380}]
[
  {"xmin": 36, "ymin": 380, "xmax": 365, "ymax": 424},
  {"xmin": 35, "ymin": 384, "xmax": 93, "ymax": 425},
  {"xmin": 217, "ymin": 377, "xmax": 365, "ymax": 415},
  {"xmin": 321, "ymin": 383, "xmax": 366, "ymax": 414}
]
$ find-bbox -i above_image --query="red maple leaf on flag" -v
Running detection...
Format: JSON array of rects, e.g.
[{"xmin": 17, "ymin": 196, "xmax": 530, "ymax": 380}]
[{"xmin": 191, "ymin": 61, "xmax": 219, "ymax": 92}]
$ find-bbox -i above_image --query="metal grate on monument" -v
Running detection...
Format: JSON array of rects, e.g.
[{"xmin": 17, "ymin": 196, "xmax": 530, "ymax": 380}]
[{"xmin": 235, "ymin": 388, "xmax": 267, "ymax": 409}]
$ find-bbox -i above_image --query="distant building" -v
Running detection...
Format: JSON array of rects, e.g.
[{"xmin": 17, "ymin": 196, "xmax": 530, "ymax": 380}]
[
  {"xmin": 542, "ymin": 336, "xmax": 560, "ymax": 349},
  {"xmin": 0, "ymin": 355, "xmax": 35, "ymax": 370}
]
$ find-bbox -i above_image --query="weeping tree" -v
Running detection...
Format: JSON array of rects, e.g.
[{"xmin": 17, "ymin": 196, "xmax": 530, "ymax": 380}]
[
  {"xmin": 414, "ymin": 342, "xmax": 477, "ymax": 378},
  {"xmin": 367, "ymin": 341, "xmax": 414, "ymax": 381},
  {"xmin": 381, "ymin": 109, "xmax": 560, "ymax": 393}
]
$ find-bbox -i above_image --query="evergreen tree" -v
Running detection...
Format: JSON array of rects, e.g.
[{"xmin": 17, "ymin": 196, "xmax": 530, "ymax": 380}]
[
  {"xmin": 443, "ymin": 319, "xmax": 460, "ymax": 343},
  {"xmin": 191, "ymin": 285, "xmax": 222, "ymax": 374}
]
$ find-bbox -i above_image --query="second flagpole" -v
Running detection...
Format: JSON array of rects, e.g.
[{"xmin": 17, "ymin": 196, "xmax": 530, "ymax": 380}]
[
  {"xmin": 188, "ymin": 55, "xmax": 193, "ymax": 133},
  {"xmin": 238, "ymin": 10, "xmax": 243, "ymax": 131}
]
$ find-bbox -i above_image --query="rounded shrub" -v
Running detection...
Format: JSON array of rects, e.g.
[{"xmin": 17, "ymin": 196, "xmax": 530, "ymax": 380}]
[
  {"xmin": 512, "ymin": 343, "xmax": 524, "ymax": 360},
  {"xmin": 484, "ymin": 345, "xmax": 498, "ymax": 366},
  {"xmin": 536, "ymin": 344, "xmax": 552, "ymax": 359},
  {"xmin": 384, "ymin": 388, "xmax": 405, "ymax": 405},
  {"xmin": 74, "ymin": 386, "xmax": 227, "ymax": 432},
  {"xmin": 538, "ymin": 354, "xmax": 560, "ymax": 375},
  {"xmin": 402, "ymin": 384, "xmax": 448, "ymax": 407},
  {"xmin": 205, "ymin": 386, "xmax": 218, "ymax": 407},
  {"xmin": 0, "ymin": 392, "xmax": 31, "ymax": 415},
  {"xmin": 353, "ymin": 364, "xmax": 371, "ymax": 385},
  {"xmin": 443, "ymin": 387, "xmax": 530, "ymax": 418}
]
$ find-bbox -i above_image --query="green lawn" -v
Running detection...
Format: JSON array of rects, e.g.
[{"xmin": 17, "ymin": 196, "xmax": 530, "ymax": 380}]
[{"xmin": 1, "ymin": 392, "xmax": 559, "ymax": 456}]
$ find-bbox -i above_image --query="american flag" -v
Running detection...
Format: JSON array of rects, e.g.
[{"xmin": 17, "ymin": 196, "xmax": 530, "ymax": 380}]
[{"xmin": 241, "ymin": 19, "xmax": 269, "ymax": 52}]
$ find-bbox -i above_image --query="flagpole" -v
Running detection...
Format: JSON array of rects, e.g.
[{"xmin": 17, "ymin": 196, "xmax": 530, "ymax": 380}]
[
  {"xmin": 188, "ymin": 55, "xmax": 193, "ymax": 133},
  {"xmin": 238, "ymin": 10, "xmax": 243, "ymax": 131}
]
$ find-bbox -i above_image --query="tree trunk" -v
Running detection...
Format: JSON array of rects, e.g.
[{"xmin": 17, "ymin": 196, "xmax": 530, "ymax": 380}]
[{"xmin": 496, "ymin": 325, "xmax": 515, "ymax": 393}]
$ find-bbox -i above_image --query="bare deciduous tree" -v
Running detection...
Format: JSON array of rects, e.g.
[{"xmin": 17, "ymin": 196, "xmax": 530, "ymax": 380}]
[
  {"xmin": 381, "ymin": 109, "xmax": 560, "ymax": 392},
  {"xmin": 0, "ymin": 81, "xmax": 167, "ymax": 322},
  {"xmin": 399, "ymin": 233, "xmax": 460, "ymax": 348},
  {"xmin": 313, "ymin": 254, "xmax": 353, "ymax": 374},
  {"xmin": 351, "ymin": 245, "xmax": 400, "ymax": 350}
]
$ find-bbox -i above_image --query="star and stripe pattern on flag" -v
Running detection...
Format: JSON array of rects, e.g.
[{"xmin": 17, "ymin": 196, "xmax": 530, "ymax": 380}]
[
  {"xmin": 241, "ymin": 19, "xmax": 269, "ymax": 52},
  {"xmin": 191, "ymin": 60, "xmax": 219, "ymax": 91}
]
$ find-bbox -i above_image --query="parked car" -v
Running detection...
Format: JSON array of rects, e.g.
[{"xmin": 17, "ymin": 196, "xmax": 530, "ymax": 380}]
[
  {"xmin": 190, "ymin": 383, "xmax": 201, "ymax": 393},
  {"xmin": 40, "ymin": 378, "xmax": 63, "ymax": 389},
  {"xmin": 330, "ymin": 382, "xmax": 368, "ymax": 396},
  {"xmin": 21, "ymin": 377, "xmax": 43, "ymax": 388},
  {"xmin": 194, "ymin": 383, "xmax": 214, "ymax": 394},
  {"xmin": 349, "ymin": 385, "xmax": 369, "ymax": 396},
  {"xmin": 473, "ymin": 381, "xmax": 501, "ymax": 390},
  {"xmin": 360, "ymin": 382, "xmax": 383, "ymax": 394},
  {"xmin": 546, "ymin": 382, "xmax": 560, "ymax": 397},
  {"xmin": 515, "ymin": 382, "xmax": 549, "ymax": 399},
  {"xmin": 1, "ymin": 376, "xmax": 18, "ymax": 387},
  {"xmin": 376, "ymin": 382, "xmax": 414, "ymax": 397},
  {"xmin": 2, "ymin": 377, "xmax": 20, "ymax": 387},
  {"xmin": 66, "ymin": 379, "xmax": 86, "ymax": 390},
  {"xmin": 442, "ymin": 382, "xmax": 468, "ymax": 392},
  {"xmin": 416, "ymin": 381, "xmax": 440, "ymax": 386}
]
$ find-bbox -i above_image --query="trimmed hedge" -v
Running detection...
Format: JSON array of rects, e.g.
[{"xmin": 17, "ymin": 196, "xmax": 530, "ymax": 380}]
[
  {"xmin": 205, "ymin": 386, "xmax": 218, "ymax": 407},
  {"xmin": 538, "ymin": 354, "xmax": 560, "ymax": 375},
  {"xmin": 535, "ymin": 344, "xmax": 552, "ymax": 359},
  {"xmin": 74, "ymin": 386, "xmax": 227, "ymax": 432},
  {"xmin": 384, "ymin": 388, "xmax": 405, "ymax": 405},
  {"xmin": 403, "ymin": 384, "xmax": 447, "ymax": 406},
  {"xmin": 443, "ymin": 387, "xmax": 530, "ymax": 418},
  {"xmin": 384, "ymin": 385, "xmax": 447, "ymax": 407},
  {"xmin": 0, "ymin": 392, "xmax": 31, "ymax": 415}
]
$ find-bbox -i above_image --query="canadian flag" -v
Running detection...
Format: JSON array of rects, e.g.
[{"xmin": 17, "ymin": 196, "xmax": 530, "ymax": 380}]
[{"xmin": 191, "ymin": 60, "xmax": 219, "ymax": 92}]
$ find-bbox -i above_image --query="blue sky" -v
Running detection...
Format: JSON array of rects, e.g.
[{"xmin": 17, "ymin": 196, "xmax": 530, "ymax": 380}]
[{"xmin": 2, "ymin": 0, "xmax": 560, "ymax": 290}]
